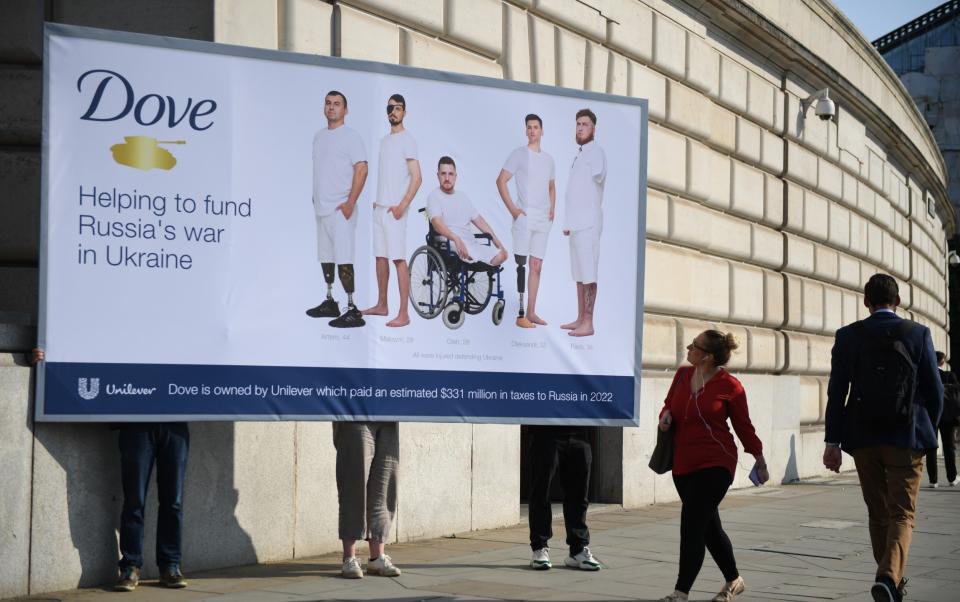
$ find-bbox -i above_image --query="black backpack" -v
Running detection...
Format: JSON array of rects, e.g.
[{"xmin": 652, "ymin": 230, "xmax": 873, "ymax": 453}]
[
  {"xmin": 849, "ymin": 320, "xmax": 917, "ymax": 426},
  {"xmin": 942, "ymin": 371, "xmax": 960, "ymax": 424}
]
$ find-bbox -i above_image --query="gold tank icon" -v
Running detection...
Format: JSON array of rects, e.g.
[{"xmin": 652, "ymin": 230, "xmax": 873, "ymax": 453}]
[{"xmin": 110, "ymin": 136, "xmax": 185, "ymax": 170}]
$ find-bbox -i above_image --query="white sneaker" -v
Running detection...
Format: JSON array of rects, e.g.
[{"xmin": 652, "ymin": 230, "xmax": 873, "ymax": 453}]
[
  {"xmin": 949, "ymin": 479, "xmax": 958, "ymax": 487},
  {"xmin": 530, "ymin": 548, "xmax": 551, "ymax": 570},
  {"xmin": 658, "ymin": 591, "xmax": 688, "ymax": 602},
  {"xmin": 564, "ymin": 547, "xmax": 601, "ymax": 570},
  {"xmin": 928, "ymin": 482, "xmax": 939, "ymax": 489},
  {"xmin": 713, "ymin": 576, "xmax": 746, "ymax": 601},
  {"xmin": 367, "ymin": 554, "xmax": 401, "ymax": 577},
  {"xmin": 341, "ymin": 557, "xmax": 363, "ymax": 579}
]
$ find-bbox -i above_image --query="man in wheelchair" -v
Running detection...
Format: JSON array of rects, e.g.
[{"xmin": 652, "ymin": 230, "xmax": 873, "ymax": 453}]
[{"xmin": 426, "ymin": 156, "xmax": 507, "ymax": 269}]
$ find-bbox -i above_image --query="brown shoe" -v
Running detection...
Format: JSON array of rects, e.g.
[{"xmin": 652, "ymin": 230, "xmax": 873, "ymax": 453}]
[
  {"xmin": 159, "ymin": 564, "xmax": 188, "ymax": 588},
  {"xmin": 114, "ymin": 566, "xmax": 140, "ymax": 592}
]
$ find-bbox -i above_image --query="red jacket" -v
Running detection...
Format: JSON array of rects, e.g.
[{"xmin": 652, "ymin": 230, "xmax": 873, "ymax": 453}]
[{"xmin": 659, "ymin": 365, "xmax": 763, "ymax": 477}]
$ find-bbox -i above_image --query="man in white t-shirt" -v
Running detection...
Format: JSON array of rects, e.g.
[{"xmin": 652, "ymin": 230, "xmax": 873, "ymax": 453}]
[
  {"xmin": 497, "ymin": 113, "xmax": 556, "ymax": 329},
  {"xmin": 361, "ymin": 94, "xmax": 422, "ymax": 328},
  {"xmin": 306, "ymin": 90, "xmax": 369, "ymax": 328},
  {"xmin": 427, "ymin": 156, "xmax": 507, "ymax": 268},
  {"xmin": 561, "ymin": 108, "xmax": 606, "ymax": 338}
]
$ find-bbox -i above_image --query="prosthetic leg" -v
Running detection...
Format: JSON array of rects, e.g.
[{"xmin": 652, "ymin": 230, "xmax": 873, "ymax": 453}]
[
  {"xmin": 330, "ymin": 263, "xmax": 365, "ymax": 327},
  {"xmin": 515, "ymin": 254, "xmax": 535, "ymax": 328},
  {"xmin": 306, "ymin": 262, "xmax": 342, "ymax": 318}
]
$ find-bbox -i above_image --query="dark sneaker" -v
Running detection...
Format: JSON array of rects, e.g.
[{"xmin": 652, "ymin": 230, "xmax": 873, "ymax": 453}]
[
  {"xmin": 159, "ymin": 564, "xmax": 188, "ymax": 589},
  {"xmin": 871, "ymin": 576, "xmax": 901, "ymax": 602},
  {"xmin": 114, "ymin": 565, "xmax": 140, "ymax": 592},
  {"xmin": 330, "ymin": 306, "xmax": 365, "ymax": 328},
  {"xmin": 307, "ymin": 299, "xmax": 341, "ymax": 318}
]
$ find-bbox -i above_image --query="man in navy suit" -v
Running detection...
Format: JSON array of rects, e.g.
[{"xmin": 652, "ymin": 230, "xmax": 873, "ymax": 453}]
[{"xmin": 824, "ymin": 274, "xmax": 942, "ymax": 602}]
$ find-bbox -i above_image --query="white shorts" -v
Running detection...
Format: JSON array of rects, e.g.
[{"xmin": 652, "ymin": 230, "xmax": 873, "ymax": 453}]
[
  {"xmin": 511, "ymin": 215, "xmax": 551, "ymax": 259},
  {"xmin": 569, "ymin": 226, "xmax": 601, "ymax": 284},
  {"xmin": 372, "ymin": 205, "xmax": 408, "ymax": 261},
  {"xmin": 455, "ymin": 236, "xmax": 500, "ymax": 265},
  {"xmin": 315, "ymin": 210, "xmax": 357, "ymax": 264}
]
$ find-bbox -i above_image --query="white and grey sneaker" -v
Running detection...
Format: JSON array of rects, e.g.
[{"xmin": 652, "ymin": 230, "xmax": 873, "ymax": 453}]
[
  {"xmin": 530, "ymin": 548, "xmax": 551, "ymax": 570},
  {"xmin": 658, "ymin": 591, "xmax": 689, "ymax": 602},
  {"xmin": 367, "ymin": 554, "xmax": 401, "ymax": 577},
  {"xmin": 564, "ymin": 547, "xmax": 601, "ymax": 571},
  {"xmin": 341, "ymin": 556, "xmax": 363, "ymax": 579}
]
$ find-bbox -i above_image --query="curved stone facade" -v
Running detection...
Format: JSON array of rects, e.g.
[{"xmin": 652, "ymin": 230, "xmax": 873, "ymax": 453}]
[{"xmin": 0, "ymin": 0, "xmax": 952, "ymax": 597}]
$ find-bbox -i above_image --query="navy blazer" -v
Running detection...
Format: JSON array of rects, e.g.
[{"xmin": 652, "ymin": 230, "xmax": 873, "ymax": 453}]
[{"xmin": 825, "ymin": 310, "xmax": 943, "ymax": 453}]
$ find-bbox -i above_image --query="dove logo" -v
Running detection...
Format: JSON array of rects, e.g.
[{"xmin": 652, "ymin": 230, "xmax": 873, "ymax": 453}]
[
  {"xmin": 77, "ymin": 69, "xmax": 217, "ymax": 131},
  {"xmin": 78, "ymin": 377, "xmax": 100, "ymax": 400}
]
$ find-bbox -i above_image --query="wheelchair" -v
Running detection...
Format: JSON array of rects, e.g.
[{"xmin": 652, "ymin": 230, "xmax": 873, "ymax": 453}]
[{"xmin": 408, "ymin": 208, "xmax": 505, "ymax": 329}]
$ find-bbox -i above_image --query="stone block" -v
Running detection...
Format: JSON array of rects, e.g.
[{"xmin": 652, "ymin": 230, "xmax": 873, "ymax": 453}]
[
  {"xmin": 643, "ymin": 242, "xmax": 729, "ymax": 320},
  {"xmin": 293, "ymin": 422, "xmax": 339, "ymax": 557},
  {"xmin": 816, "ymin": 157, "xmax": 841, "ymax": 201},
  {"xmin": 397, "ymin": 423, "xmax": 472, "ymax": 540},
  {"xmin": 444, "ymin": 0, "xmax": 501, "ymax": 57},
  {"xmin": 823, "ymin": 284, "xmax": 842, "ymax": 332},
  {"xmin": 471, "ymin": 424, "xmax": 520, "ymax": 530},
  {"xmin": 555, "ymin": 27, "xmax": 586, "ymax": 89},
  {"xmin": 841, "ymin": 289, "xmax": 860, "ymax": 325},
  {"xmin": 837, "ymin": 254, "xmax": 859, "ymax": 289},
  {"xmin": 784, "ymin": 234, "xmax": 814, "ymax": 276},
  {"xmin": 623, "ymin": 374, "xmax": 670, "ymax": 507},
  {"xmin": 786, "ymin": 141, "xmax": 817, "ymax": 188},
  {"xmin": 0, "ymin": 361, "xmax": 32, "ymax": 599},
  {"xmin": 0, "ymin": 67, "xmax": 41, "ymax": 145},
  {"xmin": 735, "ymin": 117, "xmax": 761, "ymax": 165},
  {"xmin": 338, "ymin": 4, "xmax": 400, "ymax": 63},
  {"xmin": 867, "ymin": 149, "xmax": 884, "ymax": 193},
  {"xmin": 730, "ymin": 161, "xmax": 764, "ymax": 220},
  {"xmin": 54, "ymin": 0, "xmax": 213, "ymax": 40},
  {"xmin": 0, "ymin": 149, "xmax": 40, "ymax": 263},
  {"xmin": 828, "ymin": 203, "xmax": 850, "ymax": 250},
  {"xmin": 783, "ymin": 330, "xmax": 810, "ymax": 373},
  {"xmin": 803, "ymin": 190, "xmax": 829, "ymax": 242},
  {"xmin": 747, "ymin": 327, "xmax": 784, "ymax": 371},
  {"xmin": 762, "ymin": 269, "xmax": 784, "ymax": 328},
  {"xmin": 814, "ymin": 245, "xmax": 838, "ymax": 282},
  {"xmin": 808, "ymin": 334, "xmax": 832, "ymax": 373},
  {"xmin": 841, "ymin": 171, "xmax": 858, "ymax": 209},
  {"xmin": 666, "ymin": 80, "xmax": 711, "ymax": 140},
  {"xmin": 719, "ymin": 55, "xmax": 747, "ymax": 114},
  {"xmin": 630, "ymin": 60, "xmax": 665, "ymax": 121},
  {"xmin": 0, "ymin": 0, "xmax": 45, "ymax": 62},
  {"xmin": 641, "ymin": 314, "xmax": 678, "ymax": 369},
  {"xmin": 685, "ymin": 34, "xmax": 718, "ymax": 96},
  {"xmin": 686, "ymin": 140, "xmax": 730, "ymax": 209},
  {"xmin": 849, "ymin": 212, "xmax": 868, "ymax": 257},
  {"xmin": 784, "ymin": 181, "xmax": 804, "ymax": 235},
  {"xmin": 586, "ymin": 42, "xmax": 608, "ymax": 93},
  {"xmin": 347, "ymin": 0, "xmax": 443, "ymax": 35},
  {"xmin": 836, "ymin": 107, "xmax": 866, "ymax": 164},
  {"xmin": 801, "ymin": 279, "xmax": 824, "ymax": 333},
  {"xmin": 747, "ymin": 72, "xmax": 776, "ymax": 128},
  {"xmin": 529, "ymin": 15, "xmax": 556, "ymax": 85},
  {"xmin": 652, "ymin": 12, "xmax": 685, "ymax": 80},
  {"xmin": 729, "ymin": 263, "xmax": 764, "ymax": 324},
  {"xmin": 533, "ymin": 0, "xmax": 606, "ymax": 41},
  {"xmin": 798, "ymin": 376, "xmax": 822, "ymax": 423},
  {"xmin": 709, "ymin": 104, "xmax": 737, "ymax": 152},
  {"xmin": 874, "ymin": 195, "xmax": 893, "ymax": 230},
  {"xmin": 724, "ymin": 324, "xmax": 749, "ymax": 371},
  {"xmin": 647, "ymin": 123, "xmax": 686, "ymax": 193},
  {"xmin": 646, "ymin": 188, "xmax": 670, "ymax": 240},
  {"xmin": 502, "ymin": 3, "xmax": 531, "ymax": 82},
  {"xmin": 751, "ymin": 225, "xmax": 783, "ymax": 270},
  {"xmin": 402, "ymin": 30, "xmax": 502, "ymax": 78},
  {"xmin": 214, "ymin": 0, "xmax": 278, "ymax": 48},
  {"xmin": 608, "ymin": 52, "xmax": 628, "ymax": 95},
  {"xmin": 760, "ymin": 129, "xmax": 783, "ymax": 174},
  {"xmin": 279, "ymin": 0, "xmax": 332, "ymax": 55},
  {"xmin": 670, "ymin": 196, "xmax": 749, "ymax": 261},
  {"xmin": 867, "ymin": 221, "xmax": 883, "ymax": 265},
  {"xmin": 763, "ymin": 174, "xmax": 784, "ymax": 228},
  {"xmin": 773, "ymin": 88, "xmax": 786, "ymax": 134},
  {"xmin": 607, "ymin": 0, "xmax": 653, "ymax": 63}
]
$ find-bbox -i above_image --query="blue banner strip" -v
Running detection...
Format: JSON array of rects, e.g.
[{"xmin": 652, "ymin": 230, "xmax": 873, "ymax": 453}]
[{"xmin": 41, "ymin": 362, "xmax": 636, "ymax": 424}]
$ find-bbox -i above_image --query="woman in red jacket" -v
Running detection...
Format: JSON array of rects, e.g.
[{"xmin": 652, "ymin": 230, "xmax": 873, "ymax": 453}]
[{"xmin": 657, "ymin": 330, "xmax": 769, "ymax": 602}]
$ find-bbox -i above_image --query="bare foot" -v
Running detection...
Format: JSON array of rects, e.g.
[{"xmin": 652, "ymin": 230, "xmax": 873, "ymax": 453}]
[
  {"xmin": 361, "ymin": 304, "xmax": 389, "ymax": 316},
  {"xmin": 561, "ymin": 320, "xmax": 581, "ymax": 330},
  {"xmin": 569, "ymin": 324, "xmax": 594, "ymax": 337},
  {"xmin": 386, "ymin": 315, "xmax": 410, "ymax": 327},
  {"xmin": 527, "ymin": 313, "xmax": 547, "ymax": 326}
]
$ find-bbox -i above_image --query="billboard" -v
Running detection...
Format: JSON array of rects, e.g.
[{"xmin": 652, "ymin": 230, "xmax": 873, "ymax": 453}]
[{"xmin": 37, "ymin": 24, "xmax": 648, "ymax": 424}]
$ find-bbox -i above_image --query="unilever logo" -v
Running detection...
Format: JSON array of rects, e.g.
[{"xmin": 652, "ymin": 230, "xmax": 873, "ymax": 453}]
[{"xmin": 78, "ymin": 377, "xmax": 100, "ymax": 400}]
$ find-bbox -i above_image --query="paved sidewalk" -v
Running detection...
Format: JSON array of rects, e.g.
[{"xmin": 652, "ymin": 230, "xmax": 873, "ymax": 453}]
[{"xmin": 16, "ymin": 464, "xmax": 960, "ymax": 602}]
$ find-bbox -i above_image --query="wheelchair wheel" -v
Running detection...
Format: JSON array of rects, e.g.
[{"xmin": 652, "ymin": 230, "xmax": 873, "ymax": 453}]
[
  {"xmin": 409, "ymin": 246, "xmax": 448, "ymax": 319},
  {"xmin": 442, "ymin": 303, "xmax": 465, "ymax": 330},
  {"xmin": 463, "ymin": 270, "xmax": 493, "ymax": 315},
  {"xmin": 492, "ymin": 299, "xmax": 505, "ymax": 325}
]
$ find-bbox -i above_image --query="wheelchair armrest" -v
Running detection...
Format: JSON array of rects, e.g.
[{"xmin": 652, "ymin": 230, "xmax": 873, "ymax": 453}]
[
  {"xmin": 474, "ymin": 233, "xmax": 492, "ymax": 241},
  {"xmin": 418, "ymin": 207, "xmax": 426, "ymax": 213}
]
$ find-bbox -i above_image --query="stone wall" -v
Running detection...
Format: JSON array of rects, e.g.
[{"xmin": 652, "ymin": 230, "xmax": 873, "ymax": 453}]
[{"xmin": 0, "ymin": 0, "xmax": 951, "ymax": 596}]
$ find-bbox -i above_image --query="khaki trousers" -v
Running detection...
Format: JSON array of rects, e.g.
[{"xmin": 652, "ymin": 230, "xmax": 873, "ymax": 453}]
[
  {"xmin": 852, "ymin": 445, "xmax": 924, "ymax": 585},
  {"xmin": 333, "ymin": 422, "xmax": 399, "ymax": 542}
]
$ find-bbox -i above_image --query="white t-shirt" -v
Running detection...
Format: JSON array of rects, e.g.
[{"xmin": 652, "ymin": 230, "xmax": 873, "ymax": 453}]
[
  {"xmin": 564, "ymin": 140, "xmax": 607, "ymax": 231},
  {"xmin": 502, "ymin": 146, "xmax": 555, "ymax": 231},
  {"xmin": 376, "ymin": 130, "xmax": 418, "ymax": 208},
  {"xmin": 312, "ymin": 125, "xmax": 367, "ymax": 216},
  {"xmin": 427, "ymin": 187, "xmax": 479, "ymax": 241}
]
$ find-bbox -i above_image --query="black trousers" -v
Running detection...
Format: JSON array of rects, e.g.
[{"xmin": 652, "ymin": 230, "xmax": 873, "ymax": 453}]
[
  {"xmin": 527, "ymin": 427, "xmax": 591, "ymax": 555},
  {"xmin": 925, "ymin": 421, "xmax": 958, "ymax": 484},
  {"xmin": 673, "ymin": 467, "xmax": 738, "ymax": 594}
]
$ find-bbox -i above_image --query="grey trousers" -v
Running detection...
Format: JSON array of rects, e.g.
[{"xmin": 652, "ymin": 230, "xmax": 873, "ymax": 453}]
[{"xmin": 333, "ymin": 421, "xmax": 399, "ymax": 542}]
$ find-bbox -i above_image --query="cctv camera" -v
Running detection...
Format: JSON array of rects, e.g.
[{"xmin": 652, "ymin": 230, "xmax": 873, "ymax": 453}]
[{"xmin": 815, "ymin": 97, "xmax": 835, "ymax": 121}]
